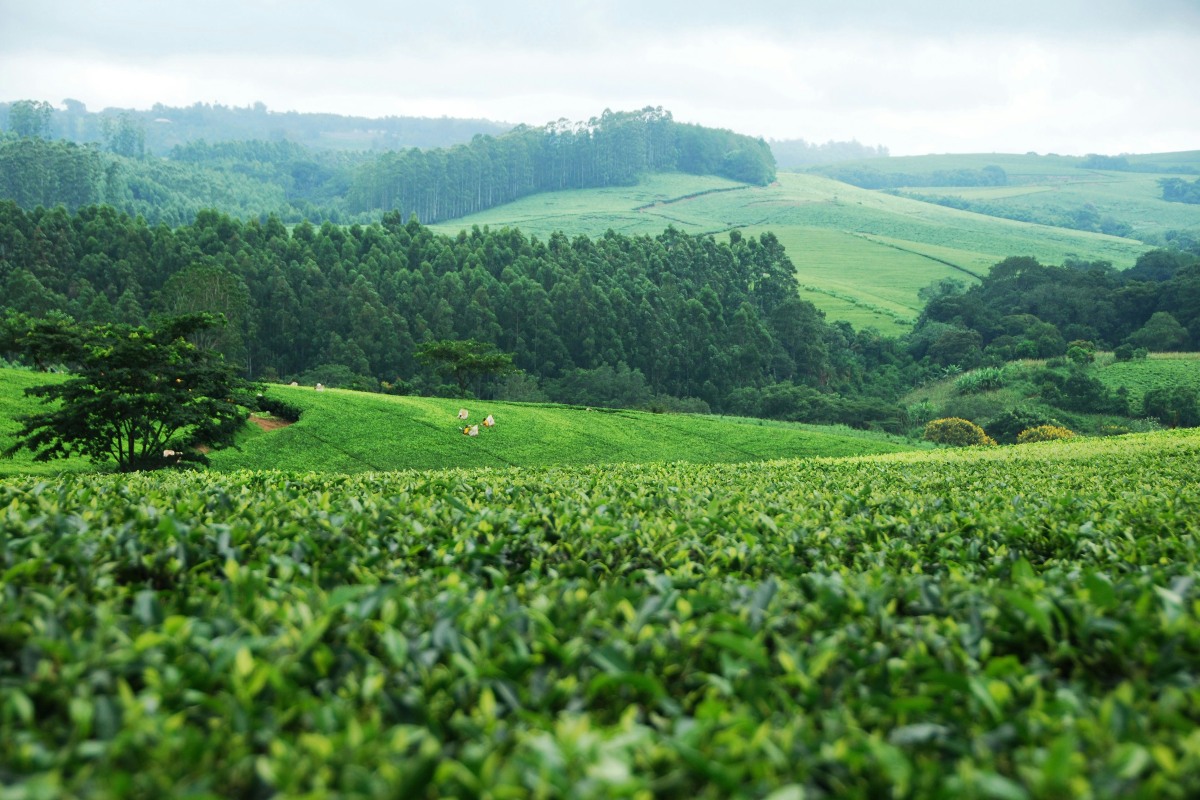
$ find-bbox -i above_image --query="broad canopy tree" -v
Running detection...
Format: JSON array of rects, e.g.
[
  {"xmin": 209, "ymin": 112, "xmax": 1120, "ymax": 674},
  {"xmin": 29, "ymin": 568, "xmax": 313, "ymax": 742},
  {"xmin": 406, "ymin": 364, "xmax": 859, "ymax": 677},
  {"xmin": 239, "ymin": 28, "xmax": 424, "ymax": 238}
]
[
  {"xmin": 2, "ymin": 313, "xmax": 252, "ymax": 471},
  {"xmin": 415, "ymin": 338, "xmax": 518, "ymax": 397}
]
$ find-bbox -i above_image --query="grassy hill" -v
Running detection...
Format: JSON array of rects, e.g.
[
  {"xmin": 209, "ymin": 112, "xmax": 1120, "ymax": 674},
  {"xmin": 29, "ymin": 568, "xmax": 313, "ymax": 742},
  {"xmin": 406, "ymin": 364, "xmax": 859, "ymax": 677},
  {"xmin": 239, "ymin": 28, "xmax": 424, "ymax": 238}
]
[
  {"xmin": 902, "ymin": 353, "xmax": 1200, "ymax": 438},
  {"xmin": 0, "ymin": 369, "xmax": 922, "ymax": 476},
  {"xmin": 815, "ymin": 151, "xmax": 1200, "ymax": 245},
  {"xmin": 430, "ymin": 170, "xmax": 1162, "ymax": 331}
]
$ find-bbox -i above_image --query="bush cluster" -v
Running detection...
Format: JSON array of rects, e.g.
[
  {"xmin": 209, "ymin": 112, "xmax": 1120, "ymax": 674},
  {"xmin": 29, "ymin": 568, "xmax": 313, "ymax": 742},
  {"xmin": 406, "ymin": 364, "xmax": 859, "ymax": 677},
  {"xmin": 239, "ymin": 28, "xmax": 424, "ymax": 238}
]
[
  {"xmin": 923, "ymin": 417, "xmax": 997, "ymax": 447},
  {"xmin": 953, "ymin": 366, "xmax": 1006, "ymax": 395},
  {"xmin": 1017, "ymin": 425, "xmax": 1077, "ymax": 444},
  {"xmin": 985, "ymin": 408, "xmax": 1059, "ymax": 445}
]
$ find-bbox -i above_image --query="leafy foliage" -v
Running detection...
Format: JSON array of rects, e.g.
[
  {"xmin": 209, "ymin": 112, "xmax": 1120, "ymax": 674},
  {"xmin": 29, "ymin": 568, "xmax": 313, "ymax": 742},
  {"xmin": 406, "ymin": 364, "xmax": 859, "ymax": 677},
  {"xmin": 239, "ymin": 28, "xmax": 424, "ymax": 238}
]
[
  {"xmin": 984, "ymin": 408, "xmax": 1062, "ymax": 445},
  {"xmin": 414, "ymin": 338, "xmax": 519, "ymax": 397},
  {"xmin": 1016, "ymin": 424, "xmax": 1077, "ymax": 443},
  {"xmin": 915, "ymin": 254, "xmax": 1200, "ymax": 358},
  {"xmin": 1142, "ymin": 385, "xmax": 1200, "ymax": 428},
  {"xmin": 923, "ymin": 416, "xmax": 996, "ymax": 447},
  {"xmin": 1, "ymin": 430, "xmax": 1198, "ymax": 796},
  {"xmin": 954, "ymin": 366, "xmax": 1006, "ymax": 394},
  {"xmin": 1160, "ymin": 176, "xmax": 1200, "ymax": 205},
  {"xmin": 2, "ymin": 314, "xmax": 251, "ymax": 470}
]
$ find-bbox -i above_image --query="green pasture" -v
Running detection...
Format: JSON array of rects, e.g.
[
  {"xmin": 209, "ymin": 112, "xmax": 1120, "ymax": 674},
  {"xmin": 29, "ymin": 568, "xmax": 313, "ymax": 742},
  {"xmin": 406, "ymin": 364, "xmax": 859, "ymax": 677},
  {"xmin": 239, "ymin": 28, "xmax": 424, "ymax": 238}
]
[
  {"xmin": 0, "ymin": 369, "xmax": 921, "ymax": 477},
  {"xmin": 0, "ymin": 369, "xmax": 91, "ymax": 476},
  {"xmin": 432, "ymin": 170, "xmax": 1154, "ymax": 331},
  {"xmin": 832, "ymin": 151, "xmax": 1200, "ymax": 242}
]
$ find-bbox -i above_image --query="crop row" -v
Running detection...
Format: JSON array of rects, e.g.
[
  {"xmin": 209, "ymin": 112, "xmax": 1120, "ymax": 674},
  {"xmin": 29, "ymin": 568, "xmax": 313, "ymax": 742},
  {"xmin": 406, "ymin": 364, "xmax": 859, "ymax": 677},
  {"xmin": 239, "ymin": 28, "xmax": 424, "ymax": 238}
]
[{"xmin": 2, "ymin": 430, "xmax": 1199, "ymax": 798}]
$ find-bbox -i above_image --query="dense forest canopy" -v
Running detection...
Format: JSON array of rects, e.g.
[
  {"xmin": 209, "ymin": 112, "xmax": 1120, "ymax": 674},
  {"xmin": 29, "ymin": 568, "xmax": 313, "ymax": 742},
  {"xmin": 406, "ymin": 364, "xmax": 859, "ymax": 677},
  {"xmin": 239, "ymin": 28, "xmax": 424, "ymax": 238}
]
[
  {"xmin": 3, "ymin": 202, "xmax": 1198, "ymax": 433},
  {"xmin": 0, "ymin": 105, "xmax": 774, "ymax": 226},
  {"xmin": 0, "ymin": 202, "xmax": 889, "ymax": 414},
  {"xmin": 912, "ymin": 252, "xmax": 1200, "ymax": 366}
]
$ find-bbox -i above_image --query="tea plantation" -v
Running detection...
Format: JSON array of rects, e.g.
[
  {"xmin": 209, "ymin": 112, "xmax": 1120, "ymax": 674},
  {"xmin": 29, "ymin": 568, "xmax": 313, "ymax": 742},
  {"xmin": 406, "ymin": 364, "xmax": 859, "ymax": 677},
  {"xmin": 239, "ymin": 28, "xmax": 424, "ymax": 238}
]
[{"xmin": 2, "ymin": 429, "xmax": 1198, "ymax": 798}]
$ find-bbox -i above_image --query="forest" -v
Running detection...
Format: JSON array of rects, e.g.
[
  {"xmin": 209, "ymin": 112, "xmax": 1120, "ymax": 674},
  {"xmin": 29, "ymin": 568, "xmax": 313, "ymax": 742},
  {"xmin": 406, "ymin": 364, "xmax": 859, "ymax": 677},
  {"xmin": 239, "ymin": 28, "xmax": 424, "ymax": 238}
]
[
  {"xmin": 2, "ymin": 201, "xmax": 1198, "ymax": 431},
  {"xmin": 0, "ymin": 99, "xmax": 512, "ymax": 154},
  {"xmin": 0, "ymin": 106, "xmax": 775, "ymax": 226}
]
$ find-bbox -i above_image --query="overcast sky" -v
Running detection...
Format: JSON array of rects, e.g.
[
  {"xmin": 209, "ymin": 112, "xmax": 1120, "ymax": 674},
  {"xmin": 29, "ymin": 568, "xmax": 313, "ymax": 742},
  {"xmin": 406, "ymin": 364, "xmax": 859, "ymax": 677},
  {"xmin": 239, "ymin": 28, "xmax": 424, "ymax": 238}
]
[{"xmin": 2, "ymin": 0, "xmax": 1197, "ymax": 156}]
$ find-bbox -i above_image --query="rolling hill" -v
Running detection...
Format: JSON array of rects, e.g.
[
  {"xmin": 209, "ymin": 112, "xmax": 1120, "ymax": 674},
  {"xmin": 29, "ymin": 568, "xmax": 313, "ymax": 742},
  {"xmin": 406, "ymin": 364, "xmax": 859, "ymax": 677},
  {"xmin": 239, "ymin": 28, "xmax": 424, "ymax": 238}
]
[
  {"xmin": 0, "ymin": 369, "xmax": 923, "ymax": 477},
  {"xmin": 823, "ymin": 151, "xmax": 1200, "ymax": 245},
  {"xmin": 430, "ymin": 169, "xmax": 1164, "ymax": 331}
]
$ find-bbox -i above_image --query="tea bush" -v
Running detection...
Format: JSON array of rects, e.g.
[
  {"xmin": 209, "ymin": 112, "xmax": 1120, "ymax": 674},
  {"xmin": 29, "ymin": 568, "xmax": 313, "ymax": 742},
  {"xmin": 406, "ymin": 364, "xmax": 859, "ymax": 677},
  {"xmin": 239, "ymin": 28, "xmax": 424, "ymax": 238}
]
[{"xmin": 2, "ymin": 430, "xmax": 1199, "ymax": 797}]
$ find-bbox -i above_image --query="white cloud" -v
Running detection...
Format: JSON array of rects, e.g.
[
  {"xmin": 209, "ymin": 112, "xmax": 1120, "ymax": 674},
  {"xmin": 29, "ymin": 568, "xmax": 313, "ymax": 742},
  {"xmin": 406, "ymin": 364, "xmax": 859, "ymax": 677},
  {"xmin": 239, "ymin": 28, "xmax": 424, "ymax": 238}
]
[{"xmin": 1, "ymin": 0, "xmax": 1197, "ymax": 154}]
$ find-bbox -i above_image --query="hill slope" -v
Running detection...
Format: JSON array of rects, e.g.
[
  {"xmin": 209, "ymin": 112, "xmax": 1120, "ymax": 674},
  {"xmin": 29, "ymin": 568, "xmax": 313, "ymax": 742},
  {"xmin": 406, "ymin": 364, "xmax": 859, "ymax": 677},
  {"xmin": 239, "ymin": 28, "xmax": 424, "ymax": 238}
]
[
  {"xmin": 431, "ymin": 171, "xmax": 1157, "ymax": 330},
  {"xmin": 0, "ymin": 370, "xmax": 921, "ymax": 476},
  {"xmin": 809, "ymin": 151, "xmax": 1200, "ymax": 243}
]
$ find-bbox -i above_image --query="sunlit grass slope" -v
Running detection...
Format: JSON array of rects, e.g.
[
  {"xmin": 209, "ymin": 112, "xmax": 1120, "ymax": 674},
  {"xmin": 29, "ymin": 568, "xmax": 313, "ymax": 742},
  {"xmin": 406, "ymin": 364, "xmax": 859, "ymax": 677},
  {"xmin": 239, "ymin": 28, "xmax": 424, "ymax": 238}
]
[
  {"xmin": 0, "ymin": 369, "xmax": 921, "ymax": 476},
  {"xmin": 209, "ymin": 384, "xmax": 920, "ymax": 473},
  {"xmin": 430, "ymin": 171, "xmax": 1152, "ymax": 331},
  {"xmin": 0, "ymin": 369, "xmax": 91, "ymax": 476}
]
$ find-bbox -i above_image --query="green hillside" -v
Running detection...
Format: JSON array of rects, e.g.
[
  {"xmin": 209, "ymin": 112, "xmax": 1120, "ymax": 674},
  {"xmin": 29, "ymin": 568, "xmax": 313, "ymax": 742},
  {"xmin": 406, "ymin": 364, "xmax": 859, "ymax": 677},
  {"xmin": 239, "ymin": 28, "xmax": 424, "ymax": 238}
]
[
  {"xmin": 0, "ymin": 369, "xmax": 922, "ymax": 476},
  {"xmin": 432, "ymin": 171, "xmax": 1156, "ymax": 331},
  {"xmin": 814, "ymin": 151, "xmax": 1200, "ymax": 245},
  {"xmin": 901, "ymin": 353, "xmax": 1200, "ymax": 441},
  {"xmin": 1094, "ymin": 353, "xmax": 1200, "ymax": 405}
]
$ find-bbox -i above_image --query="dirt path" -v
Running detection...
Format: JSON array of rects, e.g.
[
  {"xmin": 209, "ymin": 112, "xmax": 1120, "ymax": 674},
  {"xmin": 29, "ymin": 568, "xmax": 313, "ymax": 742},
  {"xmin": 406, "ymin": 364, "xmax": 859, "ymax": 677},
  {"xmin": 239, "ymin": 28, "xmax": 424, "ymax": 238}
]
[{"xmin": 248, "ymin": 414, "xmax": 293, "ymax": 432}]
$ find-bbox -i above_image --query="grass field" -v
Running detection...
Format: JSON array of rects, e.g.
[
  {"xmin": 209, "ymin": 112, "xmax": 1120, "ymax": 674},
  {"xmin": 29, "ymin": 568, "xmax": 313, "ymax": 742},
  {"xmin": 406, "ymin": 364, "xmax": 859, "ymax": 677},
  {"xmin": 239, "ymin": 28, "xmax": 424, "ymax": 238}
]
[
  {"xmin": 830, "ymin": 152, "xmax": 1200, "ymax": 244},
  {"xmin": 430, "ymin": 169, "xmax": 1160, "ymax": 331},
  {"xmin": 0, "ymin": 369, "xmax": 923, "ymax": 477}
]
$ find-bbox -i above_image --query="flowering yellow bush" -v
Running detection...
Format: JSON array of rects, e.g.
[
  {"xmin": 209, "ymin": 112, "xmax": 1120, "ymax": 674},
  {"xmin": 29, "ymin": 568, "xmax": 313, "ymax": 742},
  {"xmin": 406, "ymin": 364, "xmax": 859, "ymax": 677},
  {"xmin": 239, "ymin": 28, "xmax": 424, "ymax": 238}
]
[
  {"xmin": 923, "ymin": 417, "xmax": 997, "ymax": 447},
  {"xmin": 1017, "ymin": 425, "xmax": 1077, "ymax": 444}
]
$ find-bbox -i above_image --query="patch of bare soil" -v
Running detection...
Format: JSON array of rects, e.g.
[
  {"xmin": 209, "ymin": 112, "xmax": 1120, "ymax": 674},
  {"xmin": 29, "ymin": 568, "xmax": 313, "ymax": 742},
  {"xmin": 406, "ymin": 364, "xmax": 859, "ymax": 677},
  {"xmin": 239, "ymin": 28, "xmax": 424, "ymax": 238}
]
[{"xmin": 248, "ymin": 414, "xmax": 293, "ymax": 432}]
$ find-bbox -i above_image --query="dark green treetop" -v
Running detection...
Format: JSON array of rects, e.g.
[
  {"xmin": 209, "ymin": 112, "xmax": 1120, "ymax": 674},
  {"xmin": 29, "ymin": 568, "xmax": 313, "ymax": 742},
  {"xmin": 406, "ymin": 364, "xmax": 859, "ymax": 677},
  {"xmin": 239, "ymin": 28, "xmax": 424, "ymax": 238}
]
[{"xmin": 3, "ymin": 313, "xmax": 253, "ymax": 471}]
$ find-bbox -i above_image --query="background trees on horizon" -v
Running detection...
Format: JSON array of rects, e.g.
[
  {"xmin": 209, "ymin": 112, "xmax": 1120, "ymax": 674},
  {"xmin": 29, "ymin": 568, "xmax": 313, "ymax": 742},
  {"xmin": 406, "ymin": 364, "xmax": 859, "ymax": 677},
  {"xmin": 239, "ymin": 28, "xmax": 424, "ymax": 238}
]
[{"xmin": 1, "ymin": 104, "xmax": 775, "ymax": 227}]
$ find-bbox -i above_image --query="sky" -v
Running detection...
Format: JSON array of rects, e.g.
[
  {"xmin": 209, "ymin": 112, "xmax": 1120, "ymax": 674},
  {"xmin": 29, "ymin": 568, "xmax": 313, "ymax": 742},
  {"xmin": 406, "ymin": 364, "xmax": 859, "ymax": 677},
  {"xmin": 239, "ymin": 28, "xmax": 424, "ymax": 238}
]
[{"xmin": 2, "ymin": 0, "xmax": 1198, "ymax": 156}]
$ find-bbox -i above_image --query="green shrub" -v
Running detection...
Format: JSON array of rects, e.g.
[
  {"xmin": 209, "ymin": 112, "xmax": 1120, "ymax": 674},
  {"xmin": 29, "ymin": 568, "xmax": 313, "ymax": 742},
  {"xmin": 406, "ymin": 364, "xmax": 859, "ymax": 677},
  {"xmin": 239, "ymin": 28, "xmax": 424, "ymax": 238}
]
[
  {"xmin": 923, "ymin": 417, "xmax": 997, "ymax": 447},
  {"xmin": 1142, "ymin": 385, "xmax": 1200, "ymax": 428},
  {"xmin": 985, "ymin": 408, "xmax": 1059, "ymax": 445},
  {"xmin": 1066, "ymin": 345, "xmax": 1095, "ymax": 364},
  {"xmin": 954, "ymin": 366, "xmax": 1006, "ymax": 395},
  {"xmin": 1017, "ymin": 424, "xmax": 1077, "ymax": 443}
]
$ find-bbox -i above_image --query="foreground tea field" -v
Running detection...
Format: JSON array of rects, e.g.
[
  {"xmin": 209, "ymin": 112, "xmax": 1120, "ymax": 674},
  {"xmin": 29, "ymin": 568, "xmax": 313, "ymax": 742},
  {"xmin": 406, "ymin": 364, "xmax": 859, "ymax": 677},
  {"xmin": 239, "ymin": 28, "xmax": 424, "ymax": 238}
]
[{"xmin": 3, "ymin": 430, "xmax": 1198, "ymax": 797}]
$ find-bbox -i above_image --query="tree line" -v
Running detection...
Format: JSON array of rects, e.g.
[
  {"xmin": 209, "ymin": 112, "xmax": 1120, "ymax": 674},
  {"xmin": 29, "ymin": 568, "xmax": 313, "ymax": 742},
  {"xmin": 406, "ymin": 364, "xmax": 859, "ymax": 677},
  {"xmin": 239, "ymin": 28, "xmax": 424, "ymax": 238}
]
[
  {"xmin": 0, "ymin": 202, "xmax": 906, "ymax": 423},
  {"xmin": 3, "ymin": 201, "xmax": 1197, "ymax": 431},
  {"xmin": 0, "ymin": 107, "xmax": 774, "ymax": 227},
  {"xmin": 0, "ymin": 99, "xmax": 511, "ymax": 154},
  {"xmin": 911, "ymin": 251, "xmax": 1200, "ymax": 367},
  {"xmin": 347, "ymin": 108, "xmax": 775, "ymax": 223}
]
